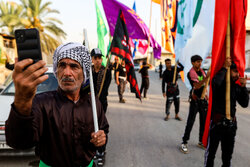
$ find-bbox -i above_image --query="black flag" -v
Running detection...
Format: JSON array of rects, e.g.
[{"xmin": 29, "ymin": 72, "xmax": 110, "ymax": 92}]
[{"xmin": 110, "ymin": 10, "xmax": 141, "ymax": 100}]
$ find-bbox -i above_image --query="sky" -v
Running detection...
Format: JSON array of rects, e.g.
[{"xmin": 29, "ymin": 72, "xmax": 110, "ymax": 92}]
[
  {"xmin": 48, "ymin": 0, "xmax": 161, "ymax": 50},
  {"xmin": 6, "ymin": 0, "xmax": 161, "ymax": 49},
  {"xmin": 5, "ymin": 0, "xmax": 250, "ymax": 50}
]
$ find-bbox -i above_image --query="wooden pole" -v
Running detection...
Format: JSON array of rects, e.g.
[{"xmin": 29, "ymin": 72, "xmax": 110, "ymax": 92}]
[
  {"xmin": 172, "ymin": 63, "xmax": 177, "ymax": 84},
  {"xmin": 200, "ymin": 67, "xmax": 211, "ymax": 100},
  {"xmin": 146, "ymin": 0, "xmax": 153, "ymax": 64},
  {"xmin": 98, "ymin": 52, "xmax": 111, "ymax": 98},
  {"xmin": 225, "ymin": 10, "xmax": 231, "ymax": 120},
  {"xmin": 98, "ymin": 35, "xmax": 113, "ymax": 98}
]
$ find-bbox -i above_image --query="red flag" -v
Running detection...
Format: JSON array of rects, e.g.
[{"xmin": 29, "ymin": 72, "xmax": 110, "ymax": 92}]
[
  {"xmin": 138, "ymin": 40, "xmax": 148, "ymax": 55},
  {"xmin": 111, "ymin": 10, "xmax": 141, "ymax": 100},
  {"xmin": 202, "ymin": 0, "xmax": 247, "ymax": 147}
]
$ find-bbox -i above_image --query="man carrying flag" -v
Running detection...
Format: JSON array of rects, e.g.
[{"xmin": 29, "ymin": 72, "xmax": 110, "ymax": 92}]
[
  {"xmin": 110, "ymin": 9, "xmax": 141, "ymax": 100},
  {"xmin": 204, "ymin": 58, "xmax": 249, "ymax": 167},
  {"xmin": 203, "ymin": 0, "xmax": 249, "ymax": 166}
]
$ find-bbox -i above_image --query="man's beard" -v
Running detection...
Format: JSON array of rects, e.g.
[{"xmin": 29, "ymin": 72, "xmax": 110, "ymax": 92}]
[{"xmin": 59, "ymin": 77, "xmax": 80, "ymax": 93}]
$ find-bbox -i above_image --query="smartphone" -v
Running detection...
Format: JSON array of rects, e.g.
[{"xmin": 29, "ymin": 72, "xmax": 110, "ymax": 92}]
[{"xmin": 15, "ymin": 28, "xmax": 42, "ymax": 63}]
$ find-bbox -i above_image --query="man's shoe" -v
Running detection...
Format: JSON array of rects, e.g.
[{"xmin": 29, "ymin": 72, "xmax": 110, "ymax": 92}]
[
  {"xmin": 175, "ymin": 116, "xmax": 182, "ymax": 121},
  {"xmin": 96, "ymin": 151, "xmax": 105, "ymax": 166},
  {"xmin": 180, "ymin": 143, "xmax": 188, "ymax": 154},
  {"xmin": 164, "ymin": 115, "xmax": 169, "ymax": 121},
  {"xmin": 119, "ymin": 99, "xmax": 125, "ymax": 103},
  {"xmin": 197, "ymin": 142, "xmax": 206, "ymax": 150}
]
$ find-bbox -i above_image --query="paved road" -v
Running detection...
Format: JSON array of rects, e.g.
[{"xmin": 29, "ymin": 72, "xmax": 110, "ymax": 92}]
[
  {"xmin": 104, "ymin": 70, "xmax": 250, "ymax": 167},
  {"xmin": 1, "ymin": 70, "xmax": 250, "ymax": 167}
]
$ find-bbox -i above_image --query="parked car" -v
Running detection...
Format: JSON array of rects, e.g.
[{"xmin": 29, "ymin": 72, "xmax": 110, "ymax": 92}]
[
  {"xmin": 0, "ymin": 66, "xmax": 58, "ymax": 155},
  {"xmin": 245, "ymin": 68, "xmax": 250, "ymax": 92},
  {"xmin": 0, "ymin": 73, "xmax": 13, "ymax": 93},
  {"xmin": 134, "ymin": 63, "xmax": 140, "ymax": 71}
]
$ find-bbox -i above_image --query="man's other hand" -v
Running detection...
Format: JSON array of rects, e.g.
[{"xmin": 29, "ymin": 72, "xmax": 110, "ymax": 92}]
[{"xmin": 90, "ymin": 130, "xmax": 106, "ymax": 147}]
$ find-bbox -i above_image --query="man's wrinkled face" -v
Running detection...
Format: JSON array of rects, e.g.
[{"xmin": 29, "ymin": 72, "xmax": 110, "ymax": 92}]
[
  {"xmin": 165, "ymin": 60, "xmax": 171, "ymax": 69},
  {"xmin": 192, "ymin": 60, "xmax": 202, "ymax": 70},
  {"xmin": 231, "ymin": 68, "xmax": 239, "ymax": 81},
  {"xmin": 92, "ymin": 56, "xmax": 102, "ymax": 69},
  {"xmin": 56, "ymin": 58, "xmax": 84, "ymax": 93}
]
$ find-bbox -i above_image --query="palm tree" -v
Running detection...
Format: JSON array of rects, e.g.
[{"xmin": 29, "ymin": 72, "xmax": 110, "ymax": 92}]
[
  {"xmin": 19, "ymin": 0, "xmax": 66, "ymax": 56},
  {"xmin": 0, "ymin": 1, "xmax": 23, "ymax": 35}
]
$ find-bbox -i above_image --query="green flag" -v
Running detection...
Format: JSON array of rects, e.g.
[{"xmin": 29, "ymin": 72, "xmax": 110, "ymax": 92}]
[{"xmin": 95, "ymin": 0, "xmax": 107, "ymax": 66}]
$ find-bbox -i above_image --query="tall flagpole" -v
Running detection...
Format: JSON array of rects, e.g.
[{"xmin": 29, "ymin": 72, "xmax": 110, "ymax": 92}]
[
  {"xmin": 225, "ymin": 9, "xmax": 231, "ymax": 120},
  {"xmin": 172, "ymin": 63, "xmax": 177, "ymax": 84},
  {"xmin": 146, "ymin": 0, "xmax": 153, "ymax": 64},
  {"xmin": 84, "ymin": 28, "xmax": 99, "ymax": 132}
]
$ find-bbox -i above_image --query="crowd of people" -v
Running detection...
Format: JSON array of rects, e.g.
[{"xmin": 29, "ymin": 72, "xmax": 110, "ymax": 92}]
[{"xmin": 4, "ymin": 42, "xmax": 249, "ymax": 167}]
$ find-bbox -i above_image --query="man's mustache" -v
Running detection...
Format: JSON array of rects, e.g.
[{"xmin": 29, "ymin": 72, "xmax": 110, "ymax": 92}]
[{"xmin": 61, "ymin": 77, "xmax": 75, "ymax": 82}]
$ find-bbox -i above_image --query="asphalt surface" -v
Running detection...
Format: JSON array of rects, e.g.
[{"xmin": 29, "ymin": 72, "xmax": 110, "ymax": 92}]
[{"xmin": 0, "ymin": 70, "xmax": 250, "ymax": 167}]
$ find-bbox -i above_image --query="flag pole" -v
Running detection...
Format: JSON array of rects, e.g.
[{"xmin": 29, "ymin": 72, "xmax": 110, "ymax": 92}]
[
  {"xmin": 89, "ymin": 62, "xmax": 99, "ymax": 133},
  {"xmin": 98, "ymin": 35, "xmax": 113, "ymax": 98},
  {"xmin": 201, "ymin": 67, "xmax": 211, "ymax": 100},
  {"xmin": 146, "ymin": 0, "xmax": 153, "ymax": 64},
  {"xmin": 172, "ymin": 62, "xmax": 177, "ymax": 84},
  {"xmin": 225, "ymin": 9, "xmax": 231, "ymax": 120}
]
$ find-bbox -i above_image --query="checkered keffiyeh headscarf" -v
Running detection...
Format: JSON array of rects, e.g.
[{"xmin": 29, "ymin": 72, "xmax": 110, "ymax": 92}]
[{"xmin": 53, "ymin": 42, "xmax": 91, "ymax": 83}]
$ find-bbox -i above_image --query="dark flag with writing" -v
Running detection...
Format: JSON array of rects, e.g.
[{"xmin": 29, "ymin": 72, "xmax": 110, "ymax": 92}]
[{"xmin": 110, "ymin": 9, "xmax": 141, "ymax": 100}]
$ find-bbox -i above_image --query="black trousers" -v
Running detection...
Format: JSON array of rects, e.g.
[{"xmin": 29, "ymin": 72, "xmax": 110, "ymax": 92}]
[
  {"xmin": 118, "ymin": 79, "xmax": 126, "ymax": 100},
  {"xmin": 204, "ymin": 121, "xmax": 236, "ymax": 167},
  {"xmin": 165, "ymin": 95, "xmax": 180, "ymax": 115},
  {"xmin": 182, "ymin": 99, "xmax": 207, "ymax": 144},
  {"xmin": 140, "ymin": 77, "xmax": 149, "ymax": 98}
]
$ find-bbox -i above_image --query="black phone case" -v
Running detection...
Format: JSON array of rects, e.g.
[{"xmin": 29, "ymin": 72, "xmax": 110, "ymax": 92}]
[{"xmin": 15, "ymin": 28, "xmax": 42, "ymax": 63}]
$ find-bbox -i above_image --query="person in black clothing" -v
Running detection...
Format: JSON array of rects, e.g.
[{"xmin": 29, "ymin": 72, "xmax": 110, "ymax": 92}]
[
  {"xmin": 91, "ymin": 48, "xmax": 111, "ymax": 166},
  {"xmin": 162, "ymin": 58, "xmax": 184, "ymax": 121},
  {"xmin": 180, "ymin": 55, "xmax": 210, "ymax": 154},
  {"xmin": 204, "ymin": 58, "xmax": 249, "ymax": 167},
  {"xmin": 112, "ymin": 56, "xmax": 119, "ymax": 82},
  {"xmin": 116, "ymin": 59, "xmax": 127, "ymax": 103},
  {"xmin": 139, "ymin": 61, "xmax": 151, "ymax": 99},
  {"xmin": 91, "ymin": 48, "xmax": 111, "ymax": 113},
  {"xmin": 159, "ymin": 61, "xmax": 163, "ymax": 79},
  {"xmin": 5, "ymin": 43, "xmax": 108, "ymax": 167}
]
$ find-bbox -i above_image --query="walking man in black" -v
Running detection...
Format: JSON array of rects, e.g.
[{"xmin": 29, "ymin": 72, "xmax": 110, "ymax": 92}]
[
  {"xmin": 204, "ymin": 58, "xmax": 249, "ymax": 167},
  {"xmin": 116, "ymin": 59, "xmax": 126, "ymax": 103},
  {"xmin": 180, "ymin": 55, "xmax": 210, "ymax": 153},
  {"xmin": 139, "ymin": 61, "xmax": 151, "ymax": 99},
  {"xmin": 159, "ymin": 61, "xmax": 163, "ymax": 79},
  {"xmin": 162, "ymin": 58, "xmax": 184, "ymax": 121},
  {"xmin": 112, "ymin": 56, "xmax": 119, "ymax": 83}
]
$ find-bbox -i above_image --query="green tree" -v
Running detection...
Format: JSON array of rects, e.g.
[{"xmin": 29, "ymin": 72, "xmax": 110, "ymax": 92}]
[
  {"xmin": 19, "ymin": 0, "xmax": 66, "ymax": 55},
  {"xmin": 0, "ymin": 1, "xmax": 23, "ymax": 35}
]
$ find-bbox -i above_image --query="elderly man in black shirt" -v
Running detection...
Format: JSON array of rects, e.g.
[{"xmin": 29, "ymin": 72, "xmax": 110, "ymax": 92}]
[{"xmin": 5, "ymin": 42, "xmax": 109, "ymax": 167}]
